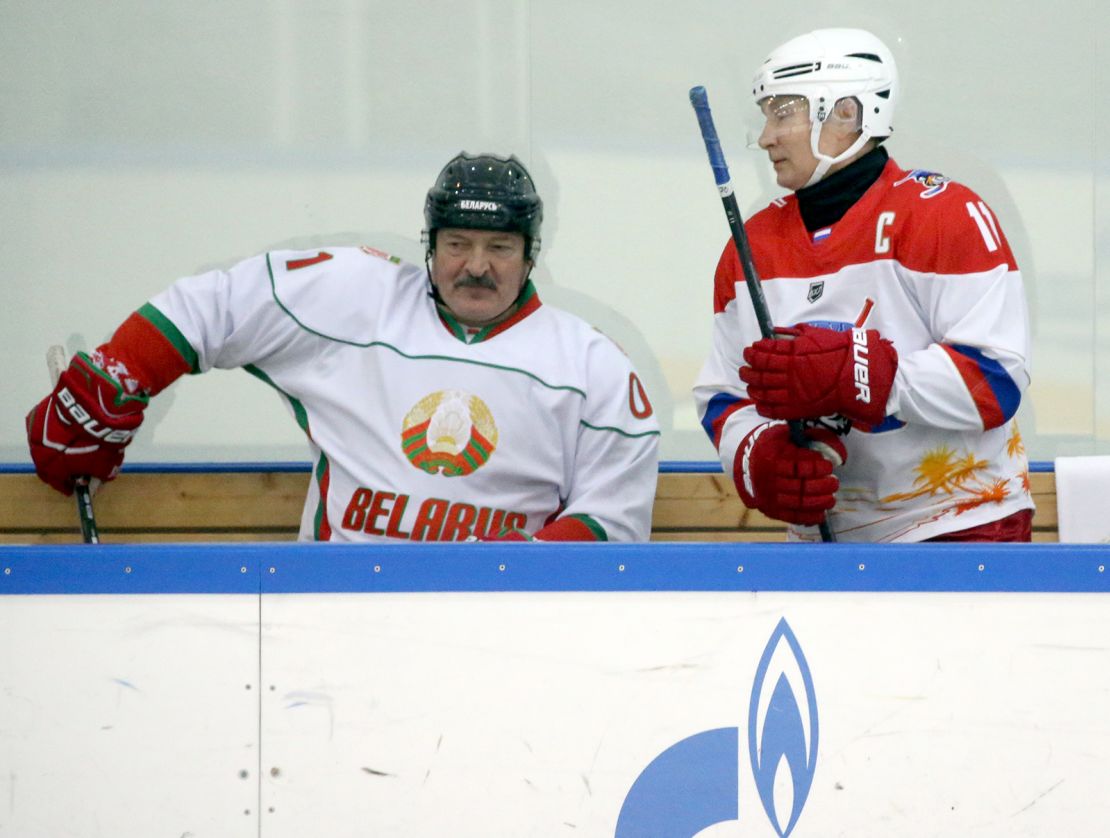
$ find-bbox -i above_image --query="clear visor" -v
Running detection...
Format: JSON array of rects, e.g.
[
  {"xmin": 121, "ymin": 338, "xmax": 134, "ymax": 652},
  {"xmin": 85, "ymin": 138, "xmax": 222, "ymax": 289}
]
[{"xmin": 745, "ymin": 94, "xmax": 811, "ymax": 149}]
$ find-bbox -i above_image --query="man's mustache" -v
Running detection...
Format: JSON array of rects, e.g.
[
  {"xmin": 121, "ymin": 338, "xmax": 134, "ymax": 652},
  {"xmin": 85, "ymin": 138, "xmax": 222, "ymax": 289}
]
[{"xmin": 453, "ymin": 274, "xmax": 497, "ymax": 291}]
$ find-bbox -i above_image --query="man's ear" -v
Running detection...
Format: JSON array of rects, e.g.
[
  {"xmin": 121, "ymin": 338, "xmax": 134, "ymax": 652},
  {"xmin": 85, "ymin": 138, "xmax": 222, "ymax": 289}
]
[{"xmin": 831, "ymin": 97, "xmax": 861, "ymax": 128}]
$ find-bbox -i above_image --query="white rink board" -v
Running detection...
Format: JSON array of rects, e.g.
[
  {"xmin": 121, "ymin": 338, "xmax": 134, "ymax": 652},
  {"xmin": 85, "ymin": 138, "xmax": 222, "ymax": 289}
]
[
  {"xmin": 2, "ymin": 584, "xmax": 1108, "ymax": 837},
  {"xmin": 257, "ymin": 591, "xmax": 1109, "ymax": 837},
  {"xmin": 0, "ymin": 595, "xmax": 261, "ymax": 838}
]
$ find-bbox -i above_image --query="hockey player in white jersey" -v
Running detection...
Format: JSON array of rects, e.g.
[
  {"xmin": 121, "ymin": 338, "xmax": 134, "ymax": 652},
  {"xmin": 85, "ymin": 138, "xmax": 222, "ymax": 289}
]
[
  {"xmin": 27, "ymin": 152, "xmax": 661, "ymax": 542},
  {"xmin": 694, "ymin": 29, "xmax": 1034, "ymax": 542}
]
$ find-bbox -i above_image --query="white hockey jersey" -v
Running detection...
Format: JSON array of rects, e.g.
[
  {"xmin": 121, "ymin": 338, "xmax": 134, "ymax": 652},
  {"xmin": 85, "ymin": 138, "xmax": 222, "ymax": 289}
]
[
  {"xmin": 694, "ymin": 160, "xmax": 1034, "ymax": 542},
  {"xmin": 145, "ymin": 246, "xmax": 660, "ymax": 542}
]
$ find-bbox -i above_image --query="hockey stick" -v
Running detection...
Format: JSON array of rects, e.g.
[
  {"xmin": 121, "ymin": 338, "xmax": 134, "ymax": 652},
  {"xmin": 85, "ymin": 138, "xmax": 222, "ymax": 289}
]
[
  {"xmin": 46, "ymin": 345, "xmax": 101, "ymax": 544},
  {"xmin": 689, "ymin": 85, "xmax": 835, "ymax": 543}
]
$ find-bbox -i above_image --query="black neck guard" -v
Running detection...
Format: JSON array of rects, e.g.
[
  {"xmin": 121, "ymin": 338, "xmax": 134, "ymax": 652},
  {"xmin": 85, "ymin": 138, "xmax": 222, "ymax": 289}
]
[{"xmin": 796, "ymin": 145, "xmax": 889, "ymax": 232}]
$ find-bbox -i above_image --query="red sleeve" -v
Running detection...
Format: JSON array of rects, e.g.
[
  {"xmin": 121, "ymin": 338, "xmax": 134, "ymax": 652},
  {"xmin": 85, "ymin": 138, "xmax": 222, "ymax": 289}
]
[
  {"xmin": 99, "ymin": 311, "xmax": 192, "ymax": 396},
  {"xmin": 713, "ymin": 241, "xmax": 741, "ymax": 314}
]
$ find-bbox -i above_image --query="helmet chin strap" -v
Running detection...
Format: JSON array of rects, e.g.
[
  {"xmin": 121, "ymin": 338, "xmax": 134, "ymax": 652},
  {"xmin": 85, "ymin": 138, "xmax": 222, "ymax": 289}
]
[{"xmin": 803, "ymin": 119, "xmax": 871, "ymax": 188}]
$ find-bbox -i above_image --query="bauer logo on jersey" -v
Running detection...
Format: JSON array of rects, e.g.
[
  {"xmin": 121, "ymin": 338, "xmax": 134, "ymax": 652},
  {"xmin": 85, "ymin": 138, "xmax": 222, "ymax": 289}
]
[
  {"xmin": 401, "ymin": 390, "xmax": 498, "ymax": 477},
  {"xmin": 894, "ymin": 169, "xmax": 951, "ymax": 199}
]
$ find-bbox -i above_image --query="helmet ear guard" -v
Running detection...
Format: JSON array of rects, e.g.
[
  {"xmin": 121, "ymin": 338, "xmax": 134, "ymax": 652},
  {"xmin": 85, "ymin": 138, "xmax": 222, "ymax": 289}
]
[
  {"xmin": 825, "ymin": 96, "xmax": 863, "ymax": 129},
  {"xmin": 752, "ymin": 28, "xmax": 898, "ymax": 186},
  {"xmin": 423, "ymin": 152, "xmax": 543, "ymax": 261}
]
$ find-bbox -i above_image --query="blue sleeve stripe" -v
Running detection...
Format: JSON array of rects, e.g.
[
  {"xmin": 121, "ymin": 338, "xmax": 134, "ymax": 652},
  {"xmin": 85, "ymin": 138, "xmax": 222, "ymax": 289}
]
[
  {"xmin": 948, "ymin": 344, "xmax": 1022, "ymax": 424},
  {"xmin": 700, "ymin": 393, "xmax": 743, "ymax": 443}
]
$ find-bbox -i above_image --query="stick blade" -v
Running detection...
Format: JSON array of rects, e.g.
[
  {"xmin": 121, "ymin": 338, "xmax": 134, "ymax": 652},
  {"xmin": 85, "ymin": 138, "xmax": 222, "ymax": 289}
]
[{"xmin": 46, "ymin": 345, "xmax": 67, "ymax": 385}]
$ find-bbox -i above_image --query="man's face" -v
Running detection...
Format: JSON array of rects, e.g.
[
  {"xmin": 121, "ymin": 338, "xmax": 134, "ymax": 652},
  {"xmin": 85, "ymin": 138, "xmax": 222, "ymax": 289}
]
[
  {"xmin": 757, "ymin": 94, "xmax": 866, "ymax": 190},
  {"xmin": 757, "ymin": 95, "xmax": 820, "ymax": 191},
  {"xmin": 430, "ymin": 228, "xmax": 530, "ymax": 327}
]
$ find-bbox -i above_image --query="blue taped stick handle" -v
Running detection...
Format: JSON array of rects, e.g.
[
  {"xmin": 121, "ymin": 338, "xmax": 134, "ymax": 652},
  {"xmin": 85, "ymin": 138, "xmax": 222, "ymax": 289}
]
[
  {"xmin": 689, "ymin": 85, "xmax": 773, "ymax": 337},
  {"xmin": 689, "ymin": 86, "xmax": 732, "ymax": 189}
]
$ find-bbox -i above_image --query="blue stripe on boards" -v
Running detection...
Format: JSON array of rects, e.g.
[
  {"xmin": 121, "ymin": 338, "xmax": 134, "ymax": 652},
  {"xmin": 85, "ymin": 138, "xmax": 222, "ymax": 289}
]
[{"xmin": 0, "ymin": 542, "xmax": 1106, "ymax": 595}]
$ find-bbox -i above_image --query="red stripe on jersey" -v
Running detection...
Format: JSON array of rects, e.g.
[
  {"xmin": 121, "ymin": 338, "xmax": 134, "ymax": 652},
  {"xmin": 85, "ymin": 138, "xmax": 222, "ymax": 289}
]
[
  {"xmin": 712, "ymin": 244, "xmax": 741, "ymax": 314},
  {"xmin": 286, "ymin": 251, "xmax": 333, "ymax": 271},
  {"xmin": 941, "ymin": 344, "xmax": 1005, "ymax": 430},
  {"xmin": 102, "ymin": 312, "xmax": 192, "ymax": 396},
  {"xmin": 482, "ymin": 290, "xmax": 542, "ymax": 340},
  {"xmin": 854, "ymin": 297, "xmax": 875, "ymax": 327}
]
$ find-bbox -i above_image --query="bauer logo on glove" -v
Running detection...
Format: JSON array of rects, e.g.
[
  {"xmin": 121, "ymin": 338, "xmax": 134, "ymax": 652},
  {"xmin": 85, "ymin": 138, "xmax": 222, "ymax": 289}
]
[
  {"xmin": 26, "ymin": 352, "xmax": 149, "ymax": 495},
  {"xmin": 55, "ymin": 385, "xmax": 140, "ymax": 445},
  {"xmin": 740, "ymin": 323, "xmax": 898, "ymax": 429},
  {"xmin": 850, "ymin": 327, "xmax": 873, "ymax": 403}
]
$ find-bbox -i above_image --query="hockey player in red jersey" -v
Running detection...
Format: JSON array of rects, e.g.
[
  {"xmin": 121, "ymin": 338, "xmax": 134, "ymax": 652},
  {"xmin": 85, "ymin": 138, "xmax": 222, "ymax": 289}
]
[
  {"xmin": 27, "ymin": 153, "xmax": 660, "ymax": 542},
  {"xmin": 694, "ymin": 28, "xmax": 1034, "ymax": 542}
]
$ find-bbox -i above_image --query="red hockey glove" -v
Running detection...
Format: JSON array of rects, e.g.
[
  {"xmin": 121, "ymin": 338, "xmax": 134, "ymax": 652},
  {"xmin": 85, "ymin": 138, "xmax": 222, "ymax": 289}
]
[
  {"xmin": 740, "ymin": 325, "xmax": 898, "ymax": 428},
  {"xmin": 26, "ymin": 352, "xmax": 148, "ymax": 495},
  {"xmin": 733, "ymin": 422, "xmax": 847, "ymax": 526},
  {"xmin": 482, "ymin": 517, "xmax": 603, "ymax": 542},
  {"xmin": 479, "ymin": 528, "xmax": 533, "ymax": 542},
  {"xmin": 477, "ymin": 528, "xmax": 532, "ymax": 548}
]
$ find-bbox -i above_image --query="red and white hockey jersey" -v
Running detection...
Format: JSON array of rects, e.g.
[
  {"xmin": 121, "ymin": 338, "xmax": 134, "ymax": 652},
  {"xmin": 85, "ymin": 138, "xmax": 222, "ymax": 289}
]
[
  {"xmin": 694, "ymin": 159, "xmax": 1034, "ymax": 542},
  {"xmin": 127, "ymin": 246, "xmax": 660, "ymax": 542}
]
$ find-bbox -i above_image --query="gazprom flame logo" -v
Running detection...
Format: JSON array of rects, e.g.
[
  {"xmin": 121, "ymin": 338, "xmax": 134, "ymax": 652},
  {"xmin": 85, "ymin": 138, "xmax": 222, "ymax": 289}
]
[
  {"xmin": 749, "ymin": 619, "xmax": 819, "ymax": 836},
  {"xmin": 616, "ymin": 618, "xmax": 818, "ymax": 837},
  {"xmin": 400, "ymin": 389, "xmax": 498, "ymax": 477}
]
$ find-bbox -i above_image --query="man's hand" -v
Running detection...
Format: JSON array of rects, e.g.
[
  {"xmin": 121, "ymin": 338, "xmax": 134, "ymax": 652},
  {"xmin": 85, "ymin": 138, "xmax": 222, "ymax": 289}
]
[
  {"xmin": 740, "ymin": 325, "xmax": 897, "ymax": 428},
  {"xmin": 26, "ymin": 352, "xmax": 148, "ymax": 495},
  {"xmin": 733, "ymin": 421, "xmax": 847, "ymax": 526},
  {"xmin": 480, "ymin": 527, "xmax": 533, "ymax": 542}
]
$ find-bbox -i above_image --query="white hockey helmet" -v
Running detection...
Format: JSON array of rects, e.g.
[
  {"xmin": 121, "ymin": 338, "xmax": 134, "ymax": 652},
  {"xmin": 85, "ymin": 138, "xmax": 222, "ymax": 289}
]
[{"xmin": 752, "ymin": 28, "xmax": 898, "ymax": 187}]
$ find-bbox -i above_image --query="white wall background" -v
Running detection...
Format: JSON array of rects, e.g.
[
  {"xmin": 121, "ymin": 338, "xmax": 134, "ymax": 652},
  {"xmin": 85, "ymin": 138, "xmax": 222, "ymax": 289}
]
[{"xmin": 3, "ymin": 0, "xmax": 1108, "ymax": 462}]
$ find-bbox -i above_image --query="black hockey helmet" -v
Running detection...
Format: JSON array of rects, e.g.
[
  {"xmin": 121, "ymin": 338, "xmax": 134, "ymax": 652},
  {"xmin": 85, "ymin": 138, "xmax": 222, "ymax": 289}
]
[{"xmin": 423, "ymin": 152, "xmax": 543, "ymax": 260}]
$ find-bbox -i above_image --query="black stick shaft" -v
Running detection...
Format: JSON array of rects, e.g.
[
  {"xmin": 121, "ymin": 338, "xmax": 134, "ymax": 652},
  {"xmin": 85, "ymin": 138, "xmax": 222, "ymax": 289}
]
[
  {"xmin": 690, "ymin": 85, "xmax": 835, "ymax": 543},
  {"xmin": 47, "ymin": 345, "xmax": 101, "ymax": 544},
  {"xmin": 74, "ymin": 480, "xmax": 100, "ymax": 544}
]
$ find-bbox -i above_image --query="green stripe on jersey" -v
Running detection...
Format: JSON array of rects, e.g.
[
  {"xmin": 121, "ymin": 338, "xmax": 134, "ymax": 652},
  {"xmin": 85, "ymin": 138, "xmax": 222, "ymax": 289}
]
[
  {"xmin": 569, "ymin": 513, "xmax": 608, "ymax": 542},
  {"xmin": 243, "ymin": 364, "xmax": 311, "ymax": 435},
  {"xmin": 579, "ymin": 420, "xmax": 661, "ymax": 439},
  {"xmin": 138, "ymin": 302, "xmax": 200, "ymax": 373},
  {"xmin": 262, "ymin": 255, "xmax": 586, "ymax": 398},
  {"xmin": 313, "ymin": 453, "xmax": 329, "ymax": 540},
  {"xmin": 436, "ymin": 308, "xmax": 470, "ymax": 342}
]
